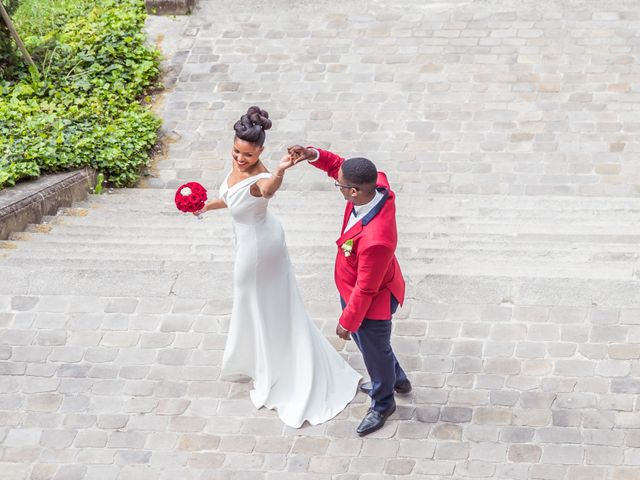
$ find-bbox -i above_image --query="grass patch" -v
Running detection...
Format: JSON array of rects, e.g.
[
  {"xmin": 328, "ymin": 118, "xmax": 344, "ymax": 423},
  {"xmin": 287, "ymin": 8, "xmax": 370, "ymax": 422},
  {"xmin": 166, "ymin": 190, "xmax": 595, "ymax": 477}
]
[
  {"xmin": 0, "ymin": 0, "xmax": 161, "ymax": 189},
  {"xmin": 12, "ymin": 0, "xmax": 94, "ymax": 38}
]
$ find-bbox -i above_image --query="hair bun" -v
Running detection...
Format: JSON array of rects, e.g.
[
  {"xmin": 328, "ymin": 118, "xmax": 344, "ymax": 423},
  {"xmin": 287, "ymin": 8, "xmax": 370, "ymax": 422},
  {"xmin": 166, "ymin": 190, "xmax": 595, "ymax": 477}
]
[
  {"xmin": 233, "ymin": 106, "xmax": 272, "ymax": 145},
  {"xmin": 246, "ymin": 106, "xmax": 272, "ymax": 131}
]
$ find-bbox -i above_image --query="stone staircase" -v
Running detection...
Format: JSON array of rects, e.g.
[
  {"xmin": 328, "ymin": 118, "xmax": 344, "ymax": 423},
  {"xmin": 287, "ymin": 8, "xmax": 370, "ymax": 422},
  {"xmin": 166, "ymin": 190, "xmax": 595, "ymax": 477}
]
[
  {"xmin": 4, "ymin": 189, "xmax": 640, "ymax": 284},
  {"xmin": 3, "ymin": 189, "xmax": 640, "ymax": 335},
  {"xmin": 4, "ymin": 187, "xmax": 640, "ymax": 328},
  {"xmin": 2, "ymin": 187, "xmax": 640, "ymax": 478}
]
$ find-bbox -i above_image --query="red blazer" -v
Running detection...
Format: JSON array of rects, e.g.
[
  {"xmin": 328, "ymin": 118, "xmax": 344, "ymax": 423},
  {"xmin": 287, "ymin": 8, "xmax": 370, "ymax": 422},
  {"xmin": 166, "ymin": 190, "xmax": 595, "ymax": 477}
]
[{"xmin": 310, "ymin": 148, "xmax": 405, "ymax": 332}]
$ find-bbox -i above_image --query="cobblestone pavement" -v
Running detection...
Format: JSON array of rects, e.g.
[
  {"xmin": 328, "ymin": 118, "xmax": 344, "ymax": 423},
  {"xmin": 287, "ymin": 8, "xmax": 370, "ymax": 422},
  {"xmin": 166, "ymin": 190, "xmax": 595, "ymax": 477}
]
[
  {"xmin": 146, "ymin": 0, "xmax": 640, "ymax": 197},
  {"xmin": 1, "ymin": 1, "xmax": 640, "ymax": 479}
]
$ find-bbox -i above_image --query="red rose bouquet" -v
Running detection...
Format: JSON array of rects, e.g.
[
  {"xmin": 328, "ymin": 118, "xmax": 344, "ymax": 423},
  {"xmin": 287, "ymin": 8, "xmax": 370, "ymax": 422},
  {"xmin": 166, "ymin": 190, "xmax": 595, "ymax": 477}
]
[{"xmin": 175, "ymin": 182, "xmax": 208, "ymax": 213}]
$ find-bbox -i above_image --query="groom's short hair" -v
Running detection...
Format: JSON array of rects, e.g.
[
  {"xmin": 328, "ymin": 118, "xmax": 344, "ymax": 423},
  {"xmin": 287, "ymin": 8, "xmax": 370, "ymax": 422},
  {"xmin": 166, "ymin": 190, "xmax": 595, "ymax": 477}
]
[{"xmin": 342, "ymin": 157, "xmax": 377, "ymax": 186}]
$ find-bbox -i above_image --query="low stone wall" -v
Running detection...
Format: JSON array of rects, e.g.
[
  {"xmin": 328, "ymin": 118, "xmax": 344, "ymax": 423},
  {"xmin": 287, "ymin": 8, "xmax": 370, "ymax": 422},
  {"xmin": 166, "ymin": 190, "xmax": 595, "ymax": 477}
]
[
  {"xmin": 145, "ymin": 0, "xmax": 195, "ymax": 15},
  {"xmin": 0, "ymin": 168, "xmax": 96, "ymax": 240}
]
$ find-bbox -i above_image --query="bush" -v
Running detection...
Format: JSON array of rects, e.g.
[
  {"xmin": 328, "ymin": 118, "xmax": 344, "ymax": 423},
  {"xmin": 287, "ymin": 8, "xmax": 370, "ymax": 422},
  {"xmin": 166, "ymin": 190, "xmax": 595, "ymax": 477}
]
[{"xmin": 0, "ymin": 0, "xmax": 161, "ymax": 189}]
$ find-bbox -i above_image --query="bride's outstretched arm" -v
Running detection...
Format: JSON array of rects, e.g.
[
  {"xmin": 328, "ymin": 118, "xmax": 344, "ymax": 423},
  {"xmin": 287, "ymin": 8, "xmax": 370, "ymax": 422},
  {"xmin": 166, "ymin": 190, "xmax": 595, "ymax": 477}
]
[
  {"xmin": 256, "ymin": 154, "xmax": 295, "ymax": 199},
  {"xmin": 193, "ymin": 197, "xmax": 227, "ymax": 215}
]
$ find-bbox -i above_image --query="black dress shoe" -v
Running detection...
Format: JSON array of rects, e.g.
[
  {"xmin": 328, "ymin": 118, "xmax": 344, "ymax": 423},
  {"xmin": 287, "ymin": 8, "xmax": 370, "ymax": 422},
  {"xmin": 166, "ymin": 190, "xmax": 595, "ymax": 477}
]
[
  {"xmin": 394, "ymin": 378, "xmax": 412, "ymax": 394},
  {"xmin": 356, "ymin": 404, "xmax": 396, "ymax": 436},
  {"xmin": 359, "ymin": 378, "xmax": 412, "ymax": 395}
]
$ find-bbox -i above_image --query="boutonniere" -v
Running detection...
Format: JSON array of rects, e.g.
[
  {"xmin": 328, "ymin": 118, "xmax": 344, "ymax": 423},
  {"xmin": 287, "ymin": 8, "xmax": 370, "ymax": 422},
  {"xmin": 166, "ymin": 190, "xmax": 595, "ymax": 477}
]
[{"xmin": 341, "ymin": 239, "xmax": 354, "ymax": 257}]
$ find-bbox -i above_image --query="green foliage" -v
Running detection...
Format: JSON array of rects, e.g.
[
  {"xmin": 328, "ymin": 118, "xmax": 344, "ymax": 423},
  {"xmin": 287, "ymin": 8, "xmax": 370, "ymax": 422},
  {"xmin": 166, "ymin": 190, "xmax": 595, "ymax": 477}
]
[
  {"xmin": 94, "ymin": 172, "xmax": 104, "ymax": 194},
  {"xmin": 0, "ymin": 0, "xmax": 161, "ymax": 189}
]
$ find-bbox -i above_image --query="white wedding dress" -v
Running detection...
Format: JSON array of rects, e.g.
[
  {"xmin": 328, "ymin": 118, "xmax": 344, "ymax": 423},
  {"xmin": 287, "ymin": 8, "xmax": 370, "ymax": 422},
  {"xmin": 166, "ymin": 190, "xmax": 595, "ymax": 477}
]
[{"xmin": 219, "ymin": 172, "xmax": 361, "ymax": 428}]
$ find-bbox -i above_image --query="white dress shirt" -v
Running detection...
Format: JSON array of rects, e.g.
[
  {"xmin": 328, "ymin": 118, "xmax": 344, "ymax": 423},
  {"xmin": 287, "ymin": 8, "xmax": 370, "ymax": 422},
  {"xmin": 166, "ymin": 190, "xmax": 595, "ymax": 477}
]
[{"xmin": 343, "ymin": 190, "xmax": 383, "ymax": 233}]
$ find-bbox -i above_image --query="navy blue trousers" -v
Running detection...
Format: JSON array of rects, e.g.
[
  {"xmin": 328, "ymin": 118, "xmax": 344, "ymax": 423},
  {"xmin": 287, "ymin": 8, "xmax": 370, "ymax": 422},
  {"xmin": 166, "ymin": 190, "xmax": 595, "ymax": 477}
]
[{"xmin": 341, "ymin": 296, "xmax": 407, "ymax": 413}]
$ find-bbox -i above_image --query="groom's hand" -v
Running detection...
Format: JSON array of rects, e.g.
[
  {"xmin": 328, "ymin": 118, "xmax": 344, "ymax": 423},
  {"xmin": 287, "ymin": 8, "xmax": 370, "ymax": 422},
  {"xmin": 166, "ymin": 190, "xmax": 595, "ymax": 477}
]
[
  {"xmin": 336, "ymin": 323, "xmax": 351, "ymax": 341},
  {"xmin": 287, "ymin": 145, "xmax": 316, "ymax": 164}
]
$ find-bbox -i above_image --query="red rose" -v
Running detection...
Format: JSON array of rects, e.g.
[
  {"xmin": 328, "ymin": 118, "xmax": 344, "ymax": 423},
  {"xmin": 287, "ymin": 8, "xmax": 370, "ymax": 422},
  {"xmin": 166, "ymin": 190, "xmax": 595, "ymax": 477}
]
[{"xmin": 175, "ymin": 182, "xmax": 208, "ymax": 213}]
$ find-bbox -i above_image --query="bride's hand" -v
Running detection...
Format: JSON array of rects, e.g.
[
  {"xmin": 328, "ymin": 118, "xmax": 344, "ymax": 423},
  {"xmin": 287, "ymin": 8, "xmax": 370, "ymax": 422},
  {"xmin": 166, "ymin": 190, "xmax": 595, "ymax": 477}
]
[
  {"xmin": 276, "ymin": 154, "xmax": 295, "ymax": 175},
  {"xmin": 192, "ymin": 204, "xmax": 208, "ymax": 216}
]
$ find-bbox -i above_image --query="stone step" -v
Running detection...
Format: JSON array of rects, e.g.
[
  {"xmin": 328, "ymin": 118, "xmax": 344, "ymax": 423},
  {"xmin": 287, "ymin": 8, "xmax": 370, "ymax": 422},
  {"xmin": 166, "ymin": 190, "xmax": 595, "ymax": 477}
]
[
  {"xmin": 3, "ymin": 240, "xmax": 640, "ymax": 265},
  {"xmin": 9, "ymin": 227, "xmax": 640, "ymax": 247},
  {"xmin": 14, "ymin": 222, "xmax": 640, "ymax": 254},
  {"xmin": 76, "ymin": 195, "xmax": 640, "ymax": 216},
  {"xmin": 0, "ymin": 253, "xmax": 636, "ymax": 282},
  {"xmin": 5, "ymin": 238, "xmax": 640, "ymax": 259},
  {"xmin": 2, "ymin": 266, "xmax": 639, "ymax": 308},
  {"xmin": 69, "ymin": 195, "xmax": 640, "ymax": 216},
  {"xmin": 5, "ymin": 245, "xmax": 635, "ymax": 274},
  {"xmin": 7, "ymin": 223, "xmax": 640, "ymax": 249},
  {"xmin": 1, "ymin": 248, "xmax": 636, "ymax": 269},
  {"xmin": 77, "ymin": 192, "xmax": 640, "ymax": 216},
  {"xmin": 55, "ymin": 205, "xmax": 640, "ymax": 231},
  {"xmin": 19, "ymin": 212, "xmax": 640, "ymax": 239},
  {"xmin": 28, "ymin": 231, "xmax": 638, "ymax": 252},
  {"xmin": 94, "ymin": 188, "xmax": 640, "ymax": 210},
  {"xmin": 0, "ymin": 258, "xmax": 330, "ymax": 273}
]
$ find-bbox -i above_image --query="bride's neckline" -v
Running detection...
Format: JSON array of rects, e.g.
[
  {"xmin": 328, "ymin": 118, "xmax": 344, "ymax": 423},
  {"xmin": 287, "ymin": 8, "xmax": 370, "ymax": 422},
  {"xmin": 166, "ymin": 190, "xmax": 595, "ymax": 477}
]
[{"xmin": 226, "ymin": 170, "xmax": 270, "ymax": 190}]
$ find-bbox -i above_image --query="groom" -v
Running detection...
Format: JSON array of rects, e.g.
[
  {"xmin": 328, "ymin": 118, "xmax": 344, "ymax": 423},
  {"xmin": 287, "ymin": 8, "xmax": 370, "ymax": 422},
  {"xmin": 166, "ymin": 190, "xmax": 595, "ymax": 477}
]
[{"xmin": 289, "ymin": 145, "xmax": 411, "ymax": 436}]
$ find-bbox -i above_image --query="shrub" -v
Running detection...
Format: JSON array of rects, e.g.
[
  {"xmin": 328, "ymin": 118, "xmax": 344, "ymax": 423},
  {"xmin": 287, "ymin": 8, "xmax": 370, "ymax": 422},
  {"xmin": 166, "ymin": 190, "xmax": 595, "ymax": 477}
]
[{"xmin": 0, "ymin": 0, "xmax": 161, "ymax": 189}]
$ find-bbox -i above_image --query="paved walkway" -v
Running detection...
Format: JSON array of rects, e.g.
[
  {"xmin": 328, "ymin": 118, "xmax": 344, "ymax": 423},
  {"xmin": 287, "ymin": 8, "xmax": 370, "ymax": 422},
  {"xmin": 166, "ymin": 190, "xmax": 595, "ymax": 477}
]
[{"xmin": 1, "ymin": 1, "xmax": 640, "ymax": 479}]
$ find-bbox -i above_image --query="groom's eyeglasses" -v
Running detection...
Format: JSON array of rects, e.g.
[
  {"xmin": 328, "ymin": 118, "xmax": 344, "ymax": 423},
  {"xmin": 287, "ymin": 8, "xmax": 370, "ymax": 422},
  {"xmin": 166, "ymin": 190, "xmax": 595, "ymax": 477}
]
[{"xmin": 334, "ymin": 181, "xmax": 359, "ymax": 191}]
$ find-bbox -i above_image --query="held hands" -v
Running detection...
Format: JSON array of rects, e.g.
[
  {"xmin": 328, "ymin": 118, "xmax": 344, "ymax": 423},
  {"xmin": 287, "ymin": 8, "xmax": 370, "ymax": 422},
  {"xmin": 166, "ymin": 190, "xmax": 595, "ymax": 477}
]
[
  {"xmin": 275, "ymin": 146, "xmax": 315, "ymax": 177},
  {"xmin": 336, "ymin": 323, "xmax": 351, "ymax": 341},
  {"xmin": 287, "ymin": 145, "xmax": 316, "ymax": 164},
  {"xmin": 276, "ymin": 153, "xmax": 296, "ymax": 176}
]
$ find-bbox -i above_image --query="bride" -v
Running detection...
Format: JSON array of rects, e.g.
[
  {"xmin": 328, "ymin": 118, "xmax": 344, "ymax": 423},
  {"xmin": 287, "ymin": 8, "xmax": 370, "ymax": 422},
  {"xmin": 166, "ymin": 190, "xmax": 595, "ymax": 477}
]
[{"xmin": 195, "ymin": 106, "xmax": 361, "ymax": 427}]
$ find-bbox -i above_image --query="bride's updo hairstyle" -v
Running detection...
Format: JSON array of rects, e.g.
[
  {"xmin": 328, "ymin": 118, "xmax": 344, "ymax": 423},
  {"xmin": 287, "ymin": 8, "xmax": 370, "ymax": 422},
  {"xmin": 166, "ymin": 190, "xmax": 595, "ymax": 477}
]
[{"xmin": 233, "ymin": 106, "xmax": 272, "ymax": 146}]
